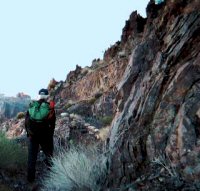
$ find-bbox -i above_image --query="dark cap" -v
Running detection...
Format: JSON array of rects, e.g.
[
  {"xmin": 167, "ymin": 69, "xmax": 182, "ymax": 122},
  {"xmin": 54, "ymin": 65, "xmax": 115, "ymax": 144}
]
[{"xmin": 38, "ymin": 88, "xmax": 49, "ymax": 95}]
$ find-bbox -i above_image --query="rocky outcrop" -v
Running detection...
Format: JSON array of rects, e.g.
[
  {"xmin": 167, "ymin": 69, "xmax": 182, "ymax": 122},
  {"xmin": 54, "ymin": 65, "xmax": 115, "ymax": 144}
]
[
  {"xmin": 46, "ymin": 2, "xmax": 200, "ymax": 189},
  {"xmin": 52, "ymin": 53, "xmax": 130, "ymax": 119},
  {"xmin": 105, "ymin": 0, "xmax": 200, "ymax": 189},
  {"xmin": 52, "ymin": 9, "xmax": 147, "ymax": 120},
  {"xmin": 51, "ymin": 11, "xmax": 147, "ymax": 116},
  {"xmin": 57, "ymin": 59, "xmax": 128, "ymax": 102},
  {"xmin": 121, "ymin": 11, "xmax": 147, "ymax": 44}
]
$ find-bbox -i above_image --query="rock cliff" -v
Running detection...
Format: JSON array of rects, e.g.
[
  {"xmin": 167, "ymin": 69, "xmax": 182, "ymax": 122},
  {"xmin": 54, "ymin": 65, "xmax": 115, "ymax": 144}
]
[
  {"xmin": 105, "ymin": 0, "xmax": 200, "ymax": 189},
  {"xmin": 47, "ymin": 0, "xmax": 200, "ymax": 189}
]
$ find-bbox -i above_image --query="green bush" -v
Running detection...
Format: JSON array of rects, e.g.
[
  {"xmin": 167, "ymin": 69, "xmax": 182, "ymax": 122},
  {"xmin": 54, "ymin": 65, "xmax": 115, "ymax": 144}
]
[
  {"xmin": 88, "ymin": 97, "xmax": 96, "ymax": 105},
  {"xmin": 42, "ymin": 145, "xmax": 107, "ymax": 191},
  {"xmin": 0, "ymin": 132, "xmax": 27, "ymax": 170},
  {"xmin": 16, "ymin": 112, "xmax": 25, "ymax": 119},
  {"xmin": 99, "ymin": 116, "xmax": 113, "ymax": 126}
]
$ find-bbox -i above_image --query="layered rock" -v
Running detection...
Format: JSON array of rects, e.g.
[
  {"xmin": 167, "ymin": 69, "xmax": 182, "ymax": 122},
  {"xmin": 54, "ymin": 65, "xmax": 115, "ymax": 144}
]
[
  {"xmin": 47, "ymin": 2, "xmax": 200, "ymax": 189},
  {"xmin": 106, "ymin": 0, "xmax": 200, "ymax": 189}
]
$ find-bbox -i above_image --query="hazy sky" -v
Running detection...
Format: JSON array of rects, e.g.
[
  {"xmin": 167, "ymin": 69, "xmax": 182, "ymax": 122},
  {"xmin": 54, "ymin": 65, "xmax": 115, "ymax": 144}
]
[{"xmin": 0, "ymin": 0, "xmax": 149, "ymax": 99}]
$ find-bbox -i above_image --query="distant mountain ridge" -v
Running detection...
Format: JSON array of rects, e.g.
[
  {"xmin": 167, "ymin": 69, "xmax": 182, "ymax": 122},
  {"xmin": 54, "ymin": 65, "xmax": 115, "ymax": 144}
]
[{"xmin": 0, "ymin": 93, "xmax": 31, "ymax": 120}]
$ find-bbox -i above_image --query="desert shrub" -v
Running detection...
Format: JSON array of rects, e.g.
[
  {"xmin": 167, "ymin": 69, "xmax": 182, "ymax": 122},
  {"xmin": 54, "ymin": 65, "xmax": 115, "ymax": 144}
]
[
  {"xmin": 42, "ymin": 145, "xmax": 107, "ymax": 191},
  {"xmin": 0, "ymin": 132, "xmax": 27, "ymax": 170},
  {"xmin": 99, "ymin": 116, "xmax": 113, "ymax": 126},
  {"xmin": 16, "ymin": 112, "xmax": 25, "ymax": 119}
]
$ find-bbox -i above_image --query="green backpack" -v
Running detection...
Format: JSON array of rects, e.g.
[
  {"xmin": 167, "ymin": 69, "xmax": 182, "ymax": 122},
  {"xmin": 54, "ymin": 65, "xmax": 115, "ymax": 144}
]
[{"xmin": 28, "ymin": 101, "xmax": 50, "ymax": 122}]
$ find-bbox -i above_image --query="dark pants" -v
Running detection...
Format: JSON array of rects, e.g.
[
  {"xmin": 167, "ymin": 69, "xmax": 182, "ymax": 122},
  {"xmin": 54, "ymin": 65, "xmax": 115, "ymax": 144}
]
[{"xmin": 27, "ymin": 132, "xmax": 54, "ymax": 181}]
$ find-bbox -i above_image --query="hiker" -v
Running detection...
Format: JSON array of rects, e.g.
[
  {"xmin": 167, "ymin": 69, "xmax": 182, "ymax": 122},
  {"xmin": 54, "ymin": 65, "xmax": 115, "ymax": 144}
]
[{"xmin": 25, "ymin": 88, "xmax": 56, "ymax": 183}]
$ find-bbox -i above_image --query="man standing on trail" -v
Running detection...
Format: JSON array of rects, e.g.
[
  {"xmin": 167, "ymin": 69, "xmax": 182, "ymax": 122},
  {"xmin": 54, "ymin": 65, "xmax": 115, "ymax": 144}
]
[{"xmin": 25, "ymin": 88, "xmax": 56, "ymax": 183}]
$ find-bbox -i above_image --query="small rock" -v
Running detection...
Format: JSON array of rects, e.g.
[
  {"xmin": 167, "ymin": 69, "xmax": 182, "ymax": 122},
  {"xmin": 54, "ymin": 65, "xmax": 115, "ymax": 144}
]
[
  {"xmin": 70, "ymin": 113, "xmax": 75, "ymax": 118},
  {"xmin": 60, "ymin": 112, "xmax": 69, "ymax": 117},
  {"xmin": 89, "ymin": 131, "xmax": 94, "ymax": 135},
  {"xmin": 88, "ymin": 126, "xmax": 95, "ymax": 130},
  {"xmin": 84, "ymin": 123, "xmax": 91, "ymax": 127},
  {"xmin": 71, "ymin": 121, "xmax": 76, "ymax": 127}
]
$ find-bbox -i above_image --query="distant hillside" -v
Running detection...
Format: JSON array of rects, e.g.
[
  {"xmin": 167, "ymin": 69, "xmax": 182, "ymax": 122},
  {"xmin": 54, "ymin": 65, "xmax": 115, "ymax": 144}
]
[{"xmin": 0, "ymin": 93, "xmax": 31, "ymax": 120}]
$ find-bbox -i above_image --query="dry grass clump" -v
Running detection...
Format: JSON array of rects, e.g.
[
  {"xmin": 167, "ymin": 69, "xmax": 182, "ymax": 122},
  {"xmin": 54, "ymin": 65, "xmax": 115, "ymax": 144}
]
[
  {"xmin": 96, "ymin": 126, "xmax": 110, "ymax": 141},
  {"xmin": 42, "ymin": 145, "xmax": 107, "ymax": 191}
]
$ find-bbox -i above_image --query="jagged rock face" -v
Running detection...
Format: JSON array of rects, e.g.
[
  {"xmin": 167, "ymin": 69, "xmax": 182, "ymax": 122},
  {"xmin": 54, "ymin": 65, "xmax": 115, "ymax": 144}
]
[
  {"xmin": 52, "ymin": 9, "xmax": 146, "ymax": 119},
  {"xmin": 60, "ymin": 60, "xmax": 128, "ymax": 102},
  {"xmin": 121, "ymin": 11, "xmax": 147, "ymax": 44},
  {"xmin": 107, "ymin": 0, "xmax": 200, "ymax": 188}
]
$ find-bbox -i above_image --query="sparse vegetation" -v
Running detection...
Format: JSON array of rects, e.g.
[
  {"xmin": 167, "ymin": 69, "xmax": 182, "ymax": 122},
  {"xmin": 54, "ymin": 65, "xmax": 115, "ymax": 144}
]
[
  {"xmin": 152, "ymin": 155, "xmax": 179, "ymax": 178},
  {"xmin": 0, "ymin": 132, "xmax": 27, "ymax": 170},
  {"xmin": 42, "ymin": 145, "xmax": 107, "ymax": 191}
]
